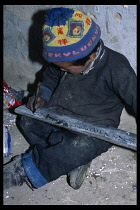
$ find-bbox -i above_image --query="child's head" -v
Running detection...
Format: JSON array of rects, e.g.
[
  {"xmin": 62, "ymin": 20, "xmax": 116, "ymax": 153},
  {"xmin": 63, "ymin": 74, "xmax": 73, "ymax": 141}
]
[
  {"xmin": 42, "ymin": 7, "xmax": 101, "ymax": 65},
  {"xmin": 52, "ymin": 41, "xmax": 100, "ymax": 74}
]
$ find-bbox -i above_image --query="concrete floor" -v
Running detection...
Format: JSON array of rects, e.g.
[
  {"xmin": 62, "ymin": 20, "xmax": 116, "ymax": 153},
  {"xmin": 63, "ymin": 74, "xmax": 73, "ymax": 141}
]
[{"xmin": 3, "ymin": 108, "xmax": 137, "ymax": 205}]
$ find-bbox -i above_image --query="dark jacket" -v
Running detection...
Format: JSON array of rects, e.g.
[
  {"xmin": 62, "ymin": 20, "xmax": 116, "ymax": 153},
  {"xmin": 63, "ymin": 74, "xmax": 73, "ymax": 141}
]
[{"xmin": 37, "ymin": 40, "xmax": 137, "ymax": 128}]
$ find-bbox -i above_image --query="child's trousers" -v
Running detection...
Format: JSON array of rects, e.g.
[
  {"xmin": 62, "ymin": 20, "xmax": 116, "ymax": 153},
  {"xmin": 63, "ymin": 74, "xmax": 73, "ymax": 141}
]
[{"xmin": 18, "ymin": 116, "xmax": 112, "ymax": 188}]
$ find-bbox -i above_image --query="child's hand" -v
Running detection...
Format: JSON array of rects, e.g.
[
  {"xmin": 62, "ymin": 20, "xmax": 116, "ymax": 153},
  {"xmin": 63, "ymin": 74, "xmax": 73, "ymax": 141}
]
[
  {"xmin": 34, "ymin": 97, "xmax": 46, "ymax": 110},
  {"xmin": 26, "ymin": 95, "xmax": 46, "ymax": 112}
]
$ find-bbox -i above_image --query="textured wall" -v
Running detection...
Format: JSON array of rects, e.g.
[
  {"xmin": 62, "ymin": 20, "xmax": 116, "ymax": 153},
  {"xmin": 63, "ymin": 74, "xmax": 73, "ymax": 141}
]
[{"xmin": 4, "ymin": 5, "xmax": 136, "ymax": 90}]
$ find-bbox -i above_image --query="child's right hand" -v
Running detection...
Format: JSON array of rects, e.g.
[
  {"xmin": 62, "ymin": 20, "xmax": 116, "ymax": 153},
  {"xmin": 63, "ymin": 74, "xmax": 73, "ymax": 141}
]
[{"xmin": 26, "ymin": 95, "xmax": 46, "ymax": 112}]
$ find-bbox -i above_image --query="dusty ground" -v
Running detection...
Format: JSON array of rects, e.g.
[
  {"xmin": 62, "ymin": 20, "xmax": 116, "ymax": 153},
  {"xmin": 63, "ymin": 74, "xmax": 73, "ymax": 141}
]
[{"xmin": 3, "ymin": 108, "xmax": 137, "ymax": 205}]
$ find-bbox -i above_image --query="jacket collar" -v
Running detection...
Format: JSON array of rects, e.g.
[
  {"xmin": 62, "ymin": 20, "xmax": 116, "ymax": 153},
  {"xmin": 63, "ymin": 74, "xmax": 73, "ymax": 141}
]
[{"xmin": 80, "ymin": 39, "xmax": 105, "ymax": 75}]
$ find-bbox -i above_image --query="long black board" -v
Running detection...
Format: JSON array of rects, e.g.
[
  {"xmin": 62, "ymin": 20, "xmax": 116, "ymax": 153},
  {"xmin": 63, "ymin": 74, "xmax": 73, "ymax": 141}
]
[{"xmin": 15, "ymin": 105, "xmax": 137, "ymax": 151}]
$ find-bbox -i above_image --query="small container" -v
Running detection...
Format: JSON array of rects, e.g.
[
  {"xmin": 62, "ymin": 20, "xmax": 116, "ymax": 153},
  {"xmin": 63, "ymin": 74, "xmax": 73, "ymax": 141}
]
[{"xmin": 3, "ymin": 125, "xmax": 11, "ymax": 157}]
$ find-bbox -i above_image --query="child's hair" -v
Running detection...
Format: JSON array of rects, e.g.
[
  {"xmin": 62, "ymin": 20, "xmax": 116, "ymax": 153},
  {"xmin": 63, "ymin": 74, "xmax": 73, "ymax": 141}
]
[{"xmin": 71, "ymin": 41, "xmax": 100, "ymax": 66}]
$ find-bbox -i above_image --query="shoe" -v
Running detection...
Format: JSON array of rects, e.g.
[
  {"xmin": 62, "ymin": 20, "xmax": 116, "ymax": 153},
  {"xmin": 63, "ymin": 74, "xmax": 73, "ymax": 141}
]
[
  {"xmin": 3, "ymin": 155, "xmax": 34, "ymax": 191},
  {"xmin": 67, "ymin": 162, "xmax": 91, "ymax": 190}
]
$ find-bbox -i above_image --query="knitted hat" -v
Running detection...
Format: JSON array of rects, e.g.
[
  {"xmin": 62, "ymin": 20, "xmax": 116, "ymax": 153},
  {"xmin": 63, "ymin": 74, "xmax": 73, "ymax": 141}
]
[{"xmin": 42, "ymin": 8, "xmax": 101, "ymax": 63}]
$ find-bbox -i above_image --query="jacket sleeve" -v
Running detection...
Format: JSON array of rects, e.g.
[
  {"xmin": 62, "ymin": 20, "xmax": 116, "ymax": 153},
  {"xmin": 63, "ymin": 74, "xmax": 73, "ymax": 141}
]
[
  {"xmin": 37, "ymin": 64, "xmax": 63, "ymax": 103},
  {"xmin": 110, "ymin": 54, "xmax": 137, "ymax": 116}
]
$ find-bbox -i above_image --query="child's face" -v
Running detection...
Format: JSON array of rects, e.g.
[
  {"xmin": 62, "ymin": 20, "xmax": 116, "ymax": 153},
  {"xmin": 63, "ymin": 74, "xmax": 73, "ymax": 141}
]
[{"xmin": 54, "ymin": 53, "xmax": 95, "ymax": 74}]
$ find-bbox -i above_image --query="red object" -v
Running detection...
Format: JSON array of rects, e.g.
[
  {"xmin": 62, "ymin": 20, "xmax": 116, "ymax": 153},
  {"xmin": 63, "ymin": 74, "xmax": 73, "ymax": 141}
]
[{"xmin": 3, "ymin": 81, "xmax": 22, "ymax": 109}]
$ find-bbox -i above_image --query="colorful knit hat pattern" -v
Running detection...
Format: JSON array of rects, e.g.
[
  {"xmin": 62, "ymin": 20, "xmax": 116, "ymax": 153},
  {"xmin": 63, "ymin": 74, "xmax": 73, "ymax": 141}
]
[{"xmin": 42, "ymin": 7, "xmax": 101, "ymax": 63}]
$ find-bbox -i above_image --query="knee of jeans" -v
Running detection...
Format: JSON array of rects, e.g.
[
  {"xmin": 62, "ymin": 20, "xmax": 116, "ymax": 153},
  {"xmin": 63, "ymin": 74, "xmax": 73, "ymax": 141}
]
[
  {"xmin": 48, "ymin": 131, "xmax": 64, "ymax": 146},
  {"xmin": 71, "ymin": 135, "xmax": 91, "ymax": 148},
  {"xmin": 19, "ymin": 116, "xmax": 34, "ymax": 131}
]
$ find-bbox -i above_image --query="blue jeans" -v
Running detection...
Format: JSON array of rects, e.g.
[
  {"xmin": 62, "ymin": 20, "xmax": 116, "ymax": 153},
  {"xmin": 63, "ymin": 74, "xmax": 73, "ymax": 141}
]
[{"xmin": 18, "ymin": 116, "xmax": 112, "ymax": 188}]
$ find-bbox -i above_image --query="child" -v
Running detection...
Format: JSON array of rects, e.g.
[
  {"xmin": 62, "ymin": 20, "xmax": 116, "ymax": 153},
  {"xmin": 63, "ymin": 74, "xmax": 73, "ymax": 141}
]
[{"xmin": 4, "ymin": 7, "xmax": 136, "ymax": 191}]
